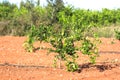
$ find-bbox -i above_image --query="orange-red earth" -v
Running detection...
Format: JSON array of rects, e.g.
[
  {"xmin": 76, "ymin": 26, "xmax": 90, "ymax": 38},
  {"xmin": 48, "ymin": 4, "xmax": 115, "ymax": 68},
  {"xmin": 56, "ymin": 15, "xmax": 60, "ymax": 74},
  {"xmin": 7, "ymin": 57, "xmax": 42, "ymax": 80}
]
[{"xmin": 0, "ymin": 36, "xmax": 120, "ymax": 80}]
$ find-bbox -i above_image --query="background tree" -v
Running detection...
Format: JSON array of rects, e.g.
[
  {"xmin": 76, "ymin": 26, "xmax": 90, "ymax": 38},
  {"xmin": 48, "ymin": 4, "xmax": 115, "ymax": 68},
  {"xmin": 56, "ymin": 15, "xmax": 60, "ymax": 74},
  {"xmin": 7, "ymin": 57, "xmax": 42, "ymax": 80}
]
[
  {"xmin": 37, "ymin": 0, "xmax": 40, "ymax": 6},
  {"xmin": 46, "ymin": 0, "xmax": 65, "ymax": 24}
]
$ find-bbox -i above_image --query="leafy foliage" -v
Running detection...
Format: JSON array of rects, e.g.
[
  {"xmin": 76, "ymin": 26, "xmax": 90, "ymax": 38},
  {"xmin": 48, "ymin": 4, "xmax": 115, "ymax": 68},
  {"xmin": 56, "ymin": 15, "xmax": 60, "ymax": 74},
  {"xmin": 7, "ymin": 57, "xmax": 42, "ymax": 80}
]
[
  {"xmin": 66, "ymin": 61, "xmax": 79, "ymax": 72},
  {"xmin": 80, "ymin": 37, "xmax": 100, "ymax": 64},
  {"xmin": 23, "ymin": 25, "xmax": 52, "ymax": 52},
  {"xmin": 115, "ymin": 29, "xmax": 120, "ymax": 40},
  {"xmin": 22, "ymin": 5, "xmax": 101, "ymax": 72},
  {"xmin": 23, "ymin": 25, "xmax": 38, "ymax": 52}
]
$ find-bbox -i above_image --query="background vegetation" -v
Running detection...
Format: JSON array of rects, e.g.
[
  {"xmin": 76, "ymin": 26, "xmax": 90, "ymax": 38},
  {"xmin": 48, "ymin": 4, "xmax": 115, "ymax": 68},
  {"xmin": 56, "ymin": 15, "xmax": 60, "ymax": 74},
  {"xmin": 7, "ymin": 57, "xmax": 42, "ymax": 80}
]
[{"xmin": 0, "ymin": 0, "xmax": 120, "ymax": 37}]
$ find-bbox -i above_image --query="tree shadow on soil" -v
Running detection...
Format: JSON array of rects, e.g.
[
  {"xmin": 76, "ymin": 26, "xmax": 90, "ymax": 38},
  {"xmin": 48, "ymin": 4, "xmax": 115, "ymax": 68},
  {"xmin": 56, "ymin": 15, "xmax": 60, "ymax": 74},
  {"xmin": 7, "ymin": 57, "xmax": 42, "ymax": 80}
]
[
  {"xmin": 78, "ymin": 62, "xmax": 120, "ymax": 73},
  {"xmin": 33, "ymin": 47, "xmax": 40, "ymax": 52},
  {"xmin": 33, "ymin": 47, "xmax": 50, "ymax": 52}
]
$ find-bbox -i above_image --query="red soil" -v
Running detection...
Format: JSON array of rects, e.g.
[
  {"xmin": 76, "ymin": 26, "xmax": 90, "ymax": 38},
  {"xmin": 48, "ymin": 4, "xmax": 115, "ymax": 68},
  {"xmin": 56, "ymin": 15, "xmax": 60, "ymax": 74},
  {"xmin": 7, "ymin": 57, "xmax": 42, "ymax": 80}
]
[{"xmin": 0, "ymin": 36, "xmax": 120, "ymax": 80}]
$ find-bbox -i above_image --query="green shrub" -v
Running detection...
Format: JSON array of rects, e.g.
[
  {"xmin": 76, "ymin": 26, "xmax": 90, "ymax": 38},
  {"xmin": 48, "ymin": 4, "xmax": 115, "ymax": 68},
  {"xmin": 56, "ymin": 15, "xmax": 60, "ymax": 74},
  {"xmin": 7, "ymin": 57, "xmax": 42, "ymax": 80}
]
[{"xmin": 115, "ymin": 29, "xmax": 120, "ymax": 40}]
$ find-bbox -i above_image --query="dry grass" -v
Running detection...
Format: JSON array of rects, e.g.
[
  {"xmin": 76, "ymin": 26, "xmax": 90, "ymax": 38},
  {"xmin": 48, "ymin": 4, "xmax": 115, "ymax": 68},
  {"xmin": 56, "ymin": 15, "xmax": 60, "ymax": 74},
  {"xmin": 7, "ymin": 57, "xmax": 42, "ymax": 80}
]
[{"xmin": 85, "ymin": 26, "xmax": 120, "ymax": 38}]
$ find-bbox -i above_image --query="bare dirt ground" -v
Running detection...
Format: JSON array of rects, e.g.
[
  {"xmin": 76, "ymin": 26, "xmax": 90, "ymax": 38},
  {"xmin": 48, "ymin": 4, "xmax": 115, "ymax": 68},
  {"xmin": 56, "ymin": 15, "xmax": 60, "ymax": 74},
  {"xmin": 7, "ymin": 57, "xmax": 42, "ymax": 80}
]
[{"xmin": 0, "ymin": 36, "xmax": 120, "ymax": 80}]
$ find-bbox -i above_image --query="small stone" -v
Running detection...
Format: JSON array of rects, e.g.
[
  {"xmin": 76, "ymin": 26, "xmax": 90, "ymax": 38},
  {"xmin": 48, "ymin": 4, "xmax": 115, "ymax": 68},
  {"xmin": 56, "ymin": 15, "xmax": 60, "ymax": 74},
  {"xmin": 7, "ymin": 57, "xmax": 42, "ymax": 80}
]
[
  {"xmin": 60, "ymin": 74, "xmax": 63, "ymax": 77},
  {"xmin": 114, "ymin": 59, "xmax": 118, "ymax": 62}
]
